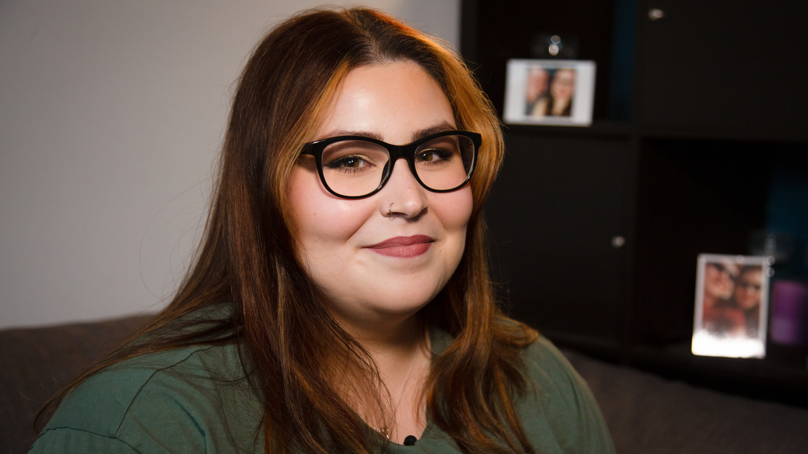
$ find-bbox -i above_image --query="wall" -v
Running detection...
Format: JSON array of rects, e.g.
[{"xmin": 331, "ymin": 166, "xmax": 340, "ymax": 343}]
[{"xmin": 0, "ymin": 0, "xmax": 460, "ymax": 329}]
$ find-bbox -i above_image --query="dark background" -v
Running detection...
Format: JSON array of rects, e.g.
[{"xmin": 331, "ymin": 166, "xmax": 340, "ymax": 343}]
[{"xmin": 461, "ymin": 0, "xmax": 808, "ymax": 406}]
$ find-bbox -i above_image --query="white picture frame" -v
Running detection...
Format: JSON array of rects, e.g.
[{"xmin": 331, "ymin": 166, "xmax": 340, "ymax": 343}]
[
  {"xmin": 692, "ymin": 254, "xmax": 773, "ymax": 359},
  {"xmin": 503, "ymin": 59, "xmax": 596, "ymax": 127}
]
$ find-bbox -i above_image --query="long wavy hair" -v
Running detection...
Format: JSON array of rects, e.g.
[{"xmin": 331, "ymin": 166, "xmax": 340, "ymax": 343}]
[{"xmin": 40, "ymin": 7, "xmax": 538, "ymax": 454}]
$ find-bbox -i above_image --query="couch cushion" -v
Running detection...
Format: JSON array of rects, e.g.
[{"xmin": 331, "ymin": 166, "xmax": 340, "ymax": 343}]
[
  {"xmin": 563, "ymin": 349, "xmax": 808, "ymax": 454},
  {"xmin": 6, "ymin": 317, "xmax": 807, "ymax": 454},
  {"xmin": 0, "ymin": 314, "xmax": 153, "ymax": 454}
]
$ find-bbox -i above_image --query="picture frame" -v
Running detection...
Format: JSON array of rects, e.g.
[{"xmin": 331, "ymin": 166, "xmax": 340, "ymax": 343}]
[
  {"xmin": 692, "ymin": 254, "xmax": 773, "ymax": 359},
  {"xmin": 502, "ymin": 59, "xmax": 596, "ymax": 127}
]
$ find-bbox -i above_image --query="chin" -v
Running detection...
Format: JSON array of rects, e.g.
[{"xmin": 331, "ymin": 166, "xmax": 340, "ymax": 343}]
[{"xmin": 367, "ymin": 285, "xmax": 443, "ymax": 316}]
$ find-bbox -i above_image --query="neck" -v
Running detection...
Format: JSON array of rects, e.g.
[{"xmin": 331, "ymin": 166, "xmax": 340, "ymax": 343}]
[
  {"xmin": 335, "ymin": 312, "xmax": 431, "ymax": 444},
  {"xmin": 353, "ymin": 314, "xmax": 425, "ymax": 358},
  {"xmin": 552, "ymin": 97, "xmax": 570, "ymax": 114}
]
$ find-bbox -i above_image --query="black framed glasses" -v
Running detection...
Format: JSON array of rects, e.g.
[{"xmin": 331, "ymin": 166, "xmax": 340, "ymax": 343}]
[
  {"xmin": 299, "ymin": 130, "xmax": 480, "ymax": 199},
  {"xmin": 710, "ymin": 263, "xmax": 739, "ymax": 280}
]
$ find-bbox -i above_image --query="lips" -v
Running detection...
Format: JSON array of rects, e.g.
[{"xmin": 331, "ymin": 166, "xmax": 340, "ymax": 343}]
[{"xmin": 365, "ymin": 235, "xmax": 434, "ymax": 258}]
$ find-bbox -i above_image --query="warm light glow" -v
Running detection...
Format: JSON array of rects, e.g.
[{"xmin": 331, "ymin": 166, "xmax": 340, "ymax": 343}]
[{"xmin": 691, "ymin": 330, "xmax": 766, "ymax": 358}]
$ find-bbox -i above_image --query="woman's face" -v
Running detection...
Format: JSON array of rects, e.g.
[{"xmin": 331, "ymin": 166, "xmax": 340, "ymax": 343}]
[
  {"xmin": 704, "ymin": 262, "xmax": 738, "ymax": 303},
  {"xmin": 526, "ymin": 68, "xmax": 548, "ymax": 101},
  {"xmin": 550, "ymin": 69, "xmax": 575, "ymax": 101},
  {"xmin": 288, "ymin": 61, "xmax": 473, "ymax": 332},
  {"xmin": 734, "ymin": 269, "xmax": 762, "ymax": 310}
]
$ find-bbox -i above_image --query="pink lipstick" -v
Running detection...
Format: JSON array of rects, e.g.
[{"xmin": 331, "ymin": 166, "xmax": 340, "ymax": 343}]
[{"xmin": 365, "ymin": 235, "xmax": 433, "ymax": 258}]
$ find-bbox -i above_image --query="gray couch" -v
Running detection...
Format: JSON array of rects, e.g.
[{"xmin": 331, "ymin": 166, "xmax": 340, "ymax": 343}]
[{"xmin": 3, "ymin": 315, "xmax": 808, "ymax": 453}]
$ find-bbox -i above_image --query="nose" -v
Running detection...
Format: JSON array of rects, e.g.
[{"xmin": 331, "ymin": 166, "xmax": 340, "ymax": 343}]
[{"xmin": 381, "ymin": 158, "xmax": 427, "ymax": 218}]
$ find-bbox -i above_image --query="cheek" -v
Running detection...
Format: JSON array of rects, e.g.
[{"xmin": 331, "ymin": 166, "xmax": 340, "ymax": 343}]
[
  {"xmin": 446, "ymin": 187, "xmax": 474, "ymax": 230},
  {"xmin": 287, "ymin": 167, "xmax": 368, "ymax": 258},
  {"xmin": 433, "ymin": 186, "xmax": 474, "ymax": 252}
]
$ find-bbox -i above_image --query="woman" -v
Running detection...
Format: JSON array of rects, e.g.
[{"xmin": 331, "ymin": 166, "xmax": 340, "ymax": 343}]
[
  {"xmin": 702, "ymin": 261, "xmax": 745, "ymax": 337},
  {"xmin": 524, "ymin": 66, "xmax": 549, "ymax": 116},
  {"xmin": 531, "ymin": 68, "xmax": 575, "ymax": 117},
  {"xmin": 32, "ymin": 8, "xmax": 614, "ymax": 454},
  {"xmin": 731, "ymin": 265, "xmax": 764, "ymax": 337}
]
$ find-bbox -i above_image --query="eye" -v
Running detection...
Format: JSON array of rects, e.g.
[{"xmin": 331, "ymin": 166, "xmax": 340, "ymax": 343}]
[
  {"xmin": 320, "ymin": 140, "xmax": 388, "ymax": 175},
  {"xmin": 341, "ymin": 156, "xmax": 363, "ymax": 168},
  {"xmin": 416, "ymin": 148, "xmax": 454, "ymax": 163},
  {"xmin": 325, "ymin": 155, "xmax": 371, "ymax": 171}
]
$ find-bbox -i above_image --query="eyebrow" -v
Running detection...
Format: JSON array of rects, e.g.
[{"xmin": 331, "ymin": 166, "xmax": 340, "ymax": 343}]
[
  {"xmin": 411, "ymin": 122, "xmax": 456, "ymax": 141},
  {"xmin": 318, "ymin": 121, "xmax": 457, "ymax": 144},
  {"xmin": 319, "ymin": 130, "xmax": 385, "ymax": 142}
]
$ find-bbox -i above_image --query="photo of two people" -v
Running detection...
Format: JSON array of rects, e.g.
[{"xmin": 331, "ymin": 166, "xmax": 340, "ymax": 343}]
[
  {"xmin": 692, "ymin": 254, "xmax": 771, "ymax": 358},
  {"xmin": 503, "ymin": 59, "xmax": 595, "ymax": 126},
  {"xmin": 524, "ymin": 66, "xmax": 576, "ymax": 118}
]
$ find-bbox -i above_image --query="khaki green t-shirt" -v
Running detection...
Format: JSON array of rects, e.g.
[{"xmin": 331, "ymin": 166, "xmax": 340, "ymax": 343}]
[{"xmin": 30, "ymin": 328, "xmax": 615, "ymax": 453}]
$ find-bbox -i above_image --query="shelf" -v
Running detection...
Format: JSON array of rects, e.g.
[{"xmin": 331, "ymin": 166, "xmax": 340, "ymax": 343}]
[
  {"xmin": 465, "ymin": 0, "xmax": 808, "ymax": 410},
  {"xmin": 503, "ymin": 120, "xmax": 634, "ymax": 140},
  {"xmin": 629, "ymin": 344, "xmax": 808, "ymax": 408},
  {"xmin": 547, "ymin": 330, "xmax": 808, "ymax": 408},
  {"xmin": 638, "ymin": 123, "xmax": 808, "ymax": 145},
  {"xmin": 505, "ymin": 121, "xmax": 808, "ymax": 145}
]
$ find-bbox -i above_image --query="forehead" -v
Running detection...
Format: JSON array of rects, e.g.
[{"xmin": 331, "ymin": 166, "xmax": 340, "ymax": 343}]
[{"xmin": 314, "ymin": 61, "xmax": 455, "ymax": 143}]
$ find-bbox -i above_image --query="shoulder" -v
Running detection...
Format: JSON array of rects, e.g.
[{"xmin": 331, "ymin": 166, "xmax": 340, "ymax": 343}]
[
  {"xmin": 518, "ymin": 335, "xmax": 616, "ymax": 454},
  {"xmin": 522, "ymin": 335, "xmax": 582, "ymax": 387},
  {"xmin": 32, "ymin": 342, "xmax": 264, "ymax": 453},
  {"xmin": 531, "ymin": 96, "xmax": 550, "ymax": 116}
]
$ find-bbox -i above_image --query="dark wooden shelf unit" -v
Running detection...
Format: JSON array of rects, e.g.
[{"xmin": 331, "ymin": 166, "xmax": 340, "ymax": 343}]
[{"xmin": 461, "ymin": 0, "xmax": 808, "ymax": 406}]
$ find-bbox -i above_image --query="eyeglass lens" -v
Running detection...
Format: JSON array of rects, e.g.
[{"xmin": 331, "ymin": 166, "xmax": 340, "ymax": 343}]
[
  {"xmin": 739, "ymin": 282, "xmax": 762, "ymax": 292},
  {"xmin": 319, "ymin": 134, "xmax": 475, "ymax": 197}
]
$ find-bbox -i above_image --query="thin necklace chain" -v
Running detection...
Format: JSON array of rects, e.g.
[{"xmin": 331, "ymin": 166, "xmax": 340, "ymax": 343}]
[{"xmin": 375, "ymin": 353, "xmax": 418, "ymax": 440}]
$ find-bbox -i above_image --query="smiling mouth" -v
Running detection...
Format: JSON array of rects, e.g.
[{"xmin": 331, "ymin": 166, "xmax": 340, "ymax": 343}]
[{"xmin": 365, "ymin": 235, "xmax": 434, "ymax": 258}]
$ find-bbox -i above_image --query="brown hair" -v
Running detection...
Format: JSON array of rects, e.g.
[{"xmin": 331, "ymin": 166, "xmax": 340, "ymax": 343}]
[{"xmin": 40, "ymin": 7, "xmax": 537, "ymax": 454}]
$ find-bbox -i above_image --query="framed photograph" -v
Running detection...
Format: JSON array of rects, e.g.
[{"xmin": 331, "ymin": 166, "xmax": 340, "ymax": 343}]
[
  {"xmin": 502, "ymin": 59, "xmax": 596, "ymax": 127},
  {"xmin": 692, "ymin": 254, "xmax": 773, "ymax": 358}
]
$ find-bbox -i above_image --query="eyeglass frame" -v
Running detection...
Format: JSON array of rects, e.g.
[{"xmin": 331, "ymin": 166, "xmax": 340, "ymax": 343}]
[{"xmin": 299, "ymin": 130, "xmax": 481, "ymax": 199}]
